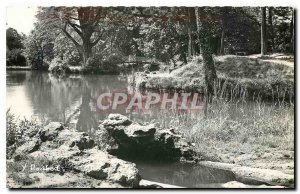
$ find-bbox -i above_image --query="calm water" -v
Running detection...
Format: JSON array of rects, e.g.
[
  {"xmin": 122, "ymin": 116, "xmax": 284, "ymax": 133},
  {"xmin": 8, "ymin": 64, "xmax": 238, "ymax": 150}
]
[
  {"xmin": 136, "ymin": 161, "xmax": 236, "ymax": 188},
  {"xmin": 7, "ymin": 71, "xmax": 144, "ymax": 131},
  {"xmin": 6, "ymin": 71, "xmax": 203, "ymax": 131},
  {"xmin": 6, "ymin": 70, "xmax": 236, "ymax": 187}
]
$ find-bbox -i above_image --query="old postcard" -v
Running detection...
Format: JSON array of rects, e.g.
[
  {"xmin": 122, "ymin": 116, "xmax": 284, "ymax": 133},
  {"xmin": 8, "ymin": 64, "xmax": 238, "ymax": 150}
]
[{"xmin": 6, "ymin": 6, "xmax": 294, "ymax": 189}]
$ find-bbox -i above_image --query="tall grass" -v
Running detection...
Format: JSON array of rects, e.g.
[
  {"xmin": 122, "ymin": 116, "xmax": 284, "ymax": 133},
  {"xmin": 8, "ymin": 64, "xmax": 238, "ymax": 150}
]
[{"xmin": 134, "ymin": 85, "xmax": 294, "ymax": 162}]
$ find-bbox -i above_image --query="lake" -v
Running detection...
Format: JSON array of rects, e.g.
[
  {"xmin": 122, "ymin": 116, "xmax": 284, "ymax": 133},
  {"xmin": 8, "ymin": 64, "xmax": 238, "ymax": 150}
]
[{"xmin": 6, "ymin": 70, "xmax": 237, "ymax": 187}]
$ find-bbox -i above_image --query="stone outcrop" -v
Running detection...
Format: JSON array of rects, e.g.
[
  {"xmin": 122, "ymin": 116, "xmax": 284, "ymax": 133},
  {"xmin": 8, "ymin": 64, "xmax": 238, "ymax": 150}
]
[
  {"xmin": 199, "ymin": 160, "xmax": 294, "ymax": 187},
  {"xmin": 96, "ymin": 114, "xmax": 196, "ymax": 161},
  {"xmin": 8, "ymin": 122, "xmax": 141, "ymax": 188},
  {"xmin": 221, "ymin": 181, "xmax": 285, "ymax": 188},
  {"xmin": 232, "ymin": 166, "xmax": 294, "ymax": 187}
]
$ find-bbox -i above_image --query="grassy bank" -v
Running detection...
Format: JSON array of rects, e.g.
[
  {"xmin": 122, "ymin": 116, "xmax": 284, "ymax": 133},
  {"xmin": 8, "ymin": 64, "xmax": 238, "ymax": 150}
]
[
  {"xmin": 135, "ymin": 97, "xmax": 294, "ymax": 174},
  {"xmin": 130, "ymin": 55, "xmax": 294, "ymax": 174},
  {"xmin": 131, "ymin": 55, "xmax": 294, "ymax": 101}
]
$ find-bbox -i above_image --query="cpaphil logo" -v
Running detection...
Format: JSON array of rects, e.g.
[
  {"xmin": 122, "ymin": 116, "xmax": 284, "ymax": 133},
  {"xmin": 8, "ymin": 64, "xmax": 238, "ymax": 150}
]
[{"xmin": 96, "ymin": 89, "xmax": 204, "ymax": 112}]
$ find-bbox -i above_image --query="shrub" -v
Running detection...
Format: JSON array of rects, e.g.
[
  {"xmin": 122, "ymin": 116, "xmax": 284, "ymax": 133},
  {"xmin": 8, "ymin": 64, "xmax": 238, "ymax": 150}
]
[
  {"xmin": 82, "ymin": 54, "xmax": 120, "ymax": 74},
  {"xmin": 49, "ymin": 58, "xmax": 71, "ymax": 74},
  {"xmin": 6, "ymin": 109, "xmax": 40, "ymax": 159}
]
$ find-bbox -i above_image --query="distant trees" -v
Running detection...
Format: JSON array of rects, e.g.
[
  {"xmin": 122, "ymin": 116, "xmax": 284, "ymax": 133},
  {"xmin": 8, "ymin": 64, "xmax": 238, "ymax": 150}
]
[
  {"xmin": 24, "ymin": 23, "xmax": 56, "ymax": 70},
  {"xmin": 6, "ymin": 28, "xmax": 26, "ymax": 66},
  {"xmin": 13, "ymin": 6, "xmax": 294, "ymax": 71},
  {"xmin": 272, "ymin": 7, "xmax": 294, "ymax": 53}
]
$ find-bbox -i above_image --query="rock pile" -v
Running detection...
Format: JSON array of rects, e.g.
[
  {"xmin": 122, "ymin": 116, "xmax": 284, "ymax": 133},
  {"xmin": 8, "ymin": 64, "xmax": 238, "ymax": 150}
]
[
  {"xmin": 96, "ymin": 114, "xmax": 196, "ymax": 161},
  {"xmin": 9, "ymin": 122, "xmax": 141, "ymax": 188}
]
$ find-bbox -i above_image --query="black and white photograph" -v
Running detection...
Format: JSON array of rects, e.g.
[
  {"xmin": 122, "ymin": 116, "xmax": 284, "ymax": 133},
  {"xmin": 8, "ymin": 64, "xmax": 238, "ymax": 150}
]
[{"xmin": 4, "ymin": 2, "xmax": 295, "ymax": 190}]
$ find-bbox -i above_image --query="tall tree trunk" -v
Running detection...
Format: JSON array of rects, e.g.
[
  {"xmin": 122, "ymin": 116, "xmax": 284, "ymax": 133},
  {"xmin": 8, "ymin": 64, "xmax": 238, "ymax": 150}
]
[
  {"xmin": 219, "ymin": 26, "xmax": 225, "ymax": 55},
  {"xmin": 268, "ymin": 7, "xmax": 274, "ymax": 52},
  {"xmin": 186, "ymin": 7, "xmax": 198, "ymax": 58},
  {"xmin": 82, "ymin": 41, "xmax": 92, "ymax": 65},
  {"xmin": 195, "ymin": 7, "xmax": 202, "ymax": 54},
  {"xmin": 261, "ymin": 7, "xmax": 267, "ymax": 55},
  {"xmin": 290, "ymin": 9, "xmax": 294, "ymax": 53},
  {"xmin": 187, "ymin": 7, "xmax": 197, "ymax": 58},
  {"xmin": 187, "ymin": 26, "xmax": 192, "ymax": 58},
  {"xmin": 219, "ymin": 8, "xmax": 227, "ymax": 55},
  {"xmin": 195, "ymin": 7, "xmax": 218, "ymax": 117}
]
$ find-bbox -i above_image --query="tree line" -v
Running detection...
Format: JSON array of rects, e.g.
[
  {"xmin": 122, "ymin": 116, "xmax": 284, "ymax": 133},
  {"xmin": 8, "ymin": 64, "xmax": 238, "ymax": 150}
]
[{"xmin": 7, "ymin": 6, "xmax": 294, "ymax": 71}]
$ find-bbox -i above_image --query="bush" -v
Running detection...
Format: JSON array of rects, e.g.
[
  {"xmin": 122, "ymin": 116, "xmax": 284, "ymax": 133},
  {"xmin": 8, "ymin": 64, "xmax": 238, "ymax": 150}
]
[
  {"xmin": 6, "ymin": 109, "xmax": 40, "ymax": 159},
  {"xmin": 49, "ymin": 58, "xmax": 71, "ymax": 74},
  {"xmin": 82, "ymin": 54, "xmax": 121, "ymax": 74}
]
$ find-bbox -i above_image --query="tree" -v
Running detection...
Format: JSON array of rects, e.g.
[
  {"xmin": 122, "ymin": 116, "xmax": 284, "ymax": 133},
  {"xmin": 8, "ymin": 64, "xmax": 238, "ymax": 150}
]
[
  {"xmin": 37, "ymin": 7, "xmax": 110, "ymax": 66},
  {"xmin": 194, "ymin": 8, "xmax": 202, "ymax": 54},
  {"xmin": 195, "ymin": 7, "xmax": 218, "ymax": 99},
  {"xmin": 290, "ymin": 9, "xmax": 294, "ymax": 53},
  {"xmin": 219, "ymin": 7, "xmax": 229, "ymax": 55},
  {"xmin": 186, "ymin": 7, "xmax": 197, "ymax": 58},
  {"xmin": 6, "ymin": 28, "xmax": 26, "ymax": 66},
  {"xmin": 261, "ymin": 7, "xmax": 267, "ymax": 55},
  {"xmin": 272, "ymin": 7, "xmax": 293, "ymax": 53},
  {"xmin": 24, "ymin": 23, "xmax": 55, "ymax": 69},
  {"xmin": 268, "ymin": 7, "xmax": 275, "ymax": 52},
  {"xmin": 6, "ymin": 28, "xmax": 24, "ymax": 50}
]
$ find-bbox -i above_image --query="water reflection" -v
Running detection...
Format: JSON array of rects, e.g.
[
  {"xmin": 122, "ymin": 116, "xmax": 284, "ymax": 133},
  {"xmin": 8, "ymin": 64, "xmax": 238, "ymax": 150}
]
[
  {"xmin": 136, "ymin": 161, "xmax": 236, "ymax": 187},
  {"xmin": 6, "ymin": 71, "xmax": 203, "ymax": 135}
]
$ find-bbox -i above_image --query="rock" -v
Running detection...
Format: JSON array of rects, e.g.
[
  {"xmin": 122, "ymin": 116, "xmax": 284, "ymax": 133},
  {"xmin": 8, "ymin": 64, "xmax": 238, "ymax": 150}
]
[
  {"xmin": 139, "ymin": 179, "xmax": 183, "ymax": 188},
  {"xmin": 29, "ymin": 144, "xmax": 81, "ymax": 164},
  {"xmin": 102, "ymin": 114, "xmax": 132, "ymax": 126},
  {"xmin": 70, "ymin": 148, "xmax": 140, "ymax": 187},
  {"xmin": 8, "ymin": 121, "xmax": 142, "ymax": 188},
  {"xmin": 221, "ymin": 181, "xmax": 285, "ymax": 188},
  {"xmin": 232, "ymin": 166, "xmax": 294, "ymax": 187},
  {"xmin": 39, "ymin": 122, "xmax": 64, "ymax": 142},
  {"xmin": 124, "ymin": 124, "xmax": 156, "ymax": 138},
  {"xmin": 14, "ymin": 138, "xmax": 40, "ymax": 160},
  {"xmin": 11, "ymin": 172, "xmax": 37, "ymax": 186},
  {"xmin": 198, "ymin": 161, "xmax": 294, "ymax": 187},
  {"xmin": 97, "ymin": 114, "xmax": 196, "ymax": 161},
  {"xmin": 56, "ymin": 130, "xmax": 95, "ymax": 150},
  {"xmin": 198, "ymin": 161, "xmax": 240, "ymax": 171}
]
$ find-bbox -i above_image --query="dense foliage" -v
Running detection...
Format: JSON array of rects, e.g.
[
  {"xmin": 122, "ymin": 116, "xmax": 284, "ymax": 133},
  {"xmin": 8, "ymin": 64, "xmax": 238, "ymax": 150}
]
[
  {"xmin": 6, "ymin": 28, "xmax": 26, "ymax": 66},
  {"xmin": 6, "ymin": 7, "xmax": 294, "ymax": 71}
]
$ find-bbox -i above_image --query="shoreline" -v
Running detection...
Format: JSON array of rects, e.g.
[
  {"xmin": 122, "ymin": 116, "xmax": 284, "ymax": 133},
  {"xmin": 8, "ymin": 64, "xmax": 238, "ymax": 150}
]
[{"xmin": 6, "ymin": 114, "xmax": 294, "ymax": 188}]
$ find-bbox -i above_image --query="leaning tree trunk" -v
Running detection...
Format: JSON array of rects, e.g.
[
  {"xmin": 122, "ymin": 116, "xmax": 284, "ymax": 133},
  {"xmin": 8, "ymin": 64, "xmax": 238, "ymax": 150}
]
[{"xmin": 261, "ymin": 7, "xmax": 267, "ymax": 55}]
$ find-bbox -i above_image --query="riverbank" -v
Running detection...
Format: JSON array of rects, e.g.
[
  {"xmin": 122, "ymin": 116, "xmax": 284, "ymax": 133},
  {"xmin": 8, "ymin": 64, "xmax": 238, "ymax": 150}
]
[
  {"xmin": 127, "ymin": 54, "xmax": 294, "ymax": 184},
  {"xmin": 6, "ymin": 112, "xmax": 294, "ymax": 188},
  {"xmin": 131, "ymin": 54, "xmax": 294, "ymax": 101},
  {"xmin": 135, "ymin": 96, "xmax": 294, "ymax": 174},
  {"xmin": 6, "ymin": 66, "xmax": 32, "ymax": 71}
]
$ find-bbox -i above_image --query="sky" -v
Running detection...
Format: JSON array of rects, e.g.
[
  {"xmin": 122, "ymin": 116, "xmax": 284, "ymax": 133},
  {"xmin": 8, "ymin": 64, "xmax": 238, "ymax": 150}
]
[{"xmin": 6, "ymin": 6, "xmax": 38, "ymax": 35}]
